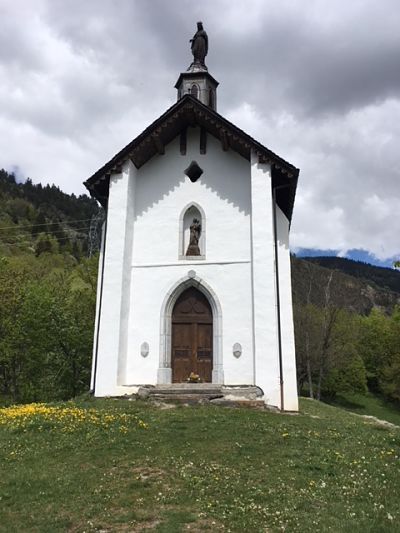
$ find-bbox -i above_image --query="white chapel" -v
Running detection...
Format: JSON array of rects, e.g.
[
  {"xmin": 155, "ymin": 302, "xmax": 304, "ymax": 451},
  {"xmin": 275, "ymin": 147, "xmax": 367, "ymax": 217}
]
[{"xmin": 85, "ymin": 24, "xmax": 300, "ymax": 411}]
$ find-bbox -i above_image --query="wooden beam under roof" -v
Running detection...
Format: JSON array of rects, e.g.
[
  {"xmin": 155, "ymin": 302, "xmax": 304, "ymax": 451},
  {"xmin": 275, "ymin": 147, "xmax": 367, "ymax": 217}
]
[
  {"xmin": 200, "ymin": 127, "xmax": 207, "ymax": 154},
  {"xmin": 152, "ymin": 134, "xmax": 165, "ymax": 155},
  {"xmin": 220, "ymin": 129, "xmax": 229, "ymax": 151},
  {"xmin": 180, "ymin": 128, "xmax": 187, "ymax": 155}
]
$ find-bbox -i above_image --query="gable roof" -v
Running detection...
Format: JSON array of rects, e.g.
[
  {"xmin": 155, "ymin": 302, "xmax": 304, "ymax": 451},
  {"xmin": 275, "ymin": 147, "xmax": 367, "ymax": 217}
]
[{"xmin": 84, "ymin": 95, "xmax": 299, "ymax": 220}]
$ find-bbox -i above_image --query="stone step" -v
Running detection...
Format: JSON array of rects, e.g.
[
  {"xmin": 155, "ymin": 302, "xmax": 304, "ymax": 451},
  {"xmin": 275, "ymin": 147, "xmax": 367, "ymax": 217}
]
[
  {"xmin": 145, "ymin": 395, "xmax": 266, "ymax": 409},
  {"xmin": 153, "ymin": 383, "xmax": 222, "ymax": 391},
  {"xmin": 147, "ymin": 393, "xmax": 223, "ymax": 404},
  {"xmin": 136, "ymin": 384, "xmax": 265, "ymax": 408},
  {"xmin": 221, "ymin": 386, "xmax": 263, "ymax": 400},
  {"xmin": 209, "ymin": 398, "xmax": 266, "ymax": 409},
  {"xmin": 137, "ymin": 384, "xmax": 220, "ymax": 398},
  {"xmin": 147, "ymin": 388, "xmax": 222, "ymax": 396},
  {"xmin": 139, "ymin": 384, "xmax": 262, "ymax": 395}
]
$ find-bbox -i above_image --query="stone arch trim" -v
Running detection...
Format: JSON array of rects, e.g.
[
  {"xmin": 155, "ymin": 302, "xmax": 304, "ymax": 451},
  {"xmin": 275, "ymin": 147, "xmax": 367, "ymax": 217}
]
[
  {"xmin": 158, "ymin": 273, "xmax": 223, "ymax": 384},
  {"xmin": 178, "ymin": 201, "xmax": 206, "ymax": 259}
]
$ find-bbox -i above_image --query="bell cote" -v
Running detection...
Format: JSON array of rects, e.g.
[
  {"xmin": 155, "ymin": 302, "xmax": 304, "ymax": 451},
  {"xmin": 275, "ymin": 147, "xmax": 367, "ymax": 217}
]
[{"xmin": 175, "ymin": 69, "xmax": 219, "ymax": 110}]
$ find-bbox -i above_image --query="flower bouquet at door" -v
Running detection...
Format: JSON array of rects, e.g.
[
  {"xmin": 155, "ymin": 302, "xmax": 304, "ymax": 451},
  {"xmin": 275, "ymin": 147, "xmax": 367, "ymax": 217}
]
[{"xmin": 187, "ymin": 372, "xmax": 201, "ymax": 383}]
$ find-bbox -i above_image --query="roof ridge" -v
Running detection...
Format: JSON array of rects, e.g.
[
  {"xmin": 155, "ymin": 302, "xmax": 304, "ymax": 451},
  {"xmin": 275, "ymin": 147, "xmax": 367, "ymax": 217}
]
[{"xmin": 84, "ymin": 95, "xmax": 299, "ymax": 220}]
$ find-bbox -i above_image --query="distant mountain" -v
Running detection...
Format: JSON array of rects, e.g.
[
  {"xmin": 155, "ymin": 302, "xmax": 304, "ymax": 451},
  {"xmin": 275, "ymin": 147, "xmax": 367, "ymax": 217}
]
[
  {"xmin": 292, "ymin": 256, "xmax": 400, "ymax": 314},
  {"xmin": 302, "ymin": 256, "xmax": 400, "ymax": 295}
]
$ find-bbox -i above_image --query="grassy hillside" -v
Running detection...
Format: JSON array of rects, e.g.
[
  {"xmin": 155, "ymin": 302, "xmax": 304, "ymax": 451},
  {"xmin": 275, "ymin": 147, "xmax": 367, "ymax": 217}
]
[
  {"xmin": 328, "ymin": 392, "xmax": 400, "ymax": 427},
  {"xmin": 1, "ymin": 399, "xmax": 399, "ymax": 532}
]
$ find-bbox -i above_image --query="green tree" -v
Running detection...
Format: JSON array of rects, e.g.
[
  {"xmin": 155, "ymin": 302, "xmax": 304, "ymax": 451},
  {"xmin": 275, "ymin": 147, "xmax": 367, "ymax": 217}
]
[
  {"xmin": 0, "ymin": 258, "xmax": 31, "ymax": 402},
  {"xmin": 35, "ymin": 233, "xmax": 59, "ymax": 256},
  {"xmin": 379, "ymin": 307, "xmax": 400, "ymax": 402},
  {"xmin": 46, "ymin": 273, "xmax": 94, "ymax": 398},
  {"xmin": 321, "ymin": 311, "xmax": 367, "ymax": 398},
  {"xmin": 358, "ymin": 308, "xmax": 392, "ymax": 391},
  {"xmin": 0, "ymin": 256, "xmax": 96, "ymax": 404},
  {"xmin": 295, "ymin": 295, "xmax": 367, "ymax": 399},
  {"xmin": 31, "ymin": 210, "xmax": 47, "ymax": 237},
  {"xmin": 294, "ymin": 303, "xmax": 323, "ymax": 398}
]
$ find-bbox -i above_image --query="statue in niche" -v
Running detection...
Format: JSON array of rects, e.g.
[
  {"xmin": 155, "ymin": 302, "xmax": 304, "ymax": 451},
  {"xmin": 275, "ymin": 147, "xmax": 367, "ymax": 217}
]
[
  {"xmin": 186, "ymin": 218, "xmax": 202, "ymax": 256},
  {"xmin": 189, "ymin": 22, "xmax": 208, "ymax": 69}
]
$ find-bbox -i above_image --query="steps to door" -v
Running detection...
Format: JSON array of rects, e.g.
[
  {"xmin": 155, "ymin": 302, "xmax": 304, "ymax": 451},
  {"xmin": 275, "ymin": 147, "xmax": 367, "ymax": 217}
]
[{"xmin": 136, "ymin": 384, "xmax": 265, "ymax": 408}]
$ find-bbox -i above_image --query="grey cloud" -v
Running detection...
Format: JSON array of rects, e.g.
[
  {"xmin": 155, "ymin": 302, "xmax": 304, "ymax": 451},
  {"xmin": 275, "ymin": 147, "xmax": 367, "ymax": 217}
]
[{"xmin": 207, "ymin": 2, "xmax": 400, "ymax": 118}]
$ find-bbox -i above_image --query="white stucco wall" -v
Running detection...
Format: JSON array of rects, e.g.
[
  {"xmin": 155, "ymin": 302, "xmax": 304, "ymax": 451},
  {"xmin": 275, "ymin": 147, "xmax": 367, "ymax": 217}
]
[
  {"xmin": 249, "ymin": 152, "xmax": 280, "ymax": 407},
  {"xmin": 92, "ymin": 161, "xmax": 136, "ymax": 397},
  {"xmin": 126, "ymin": 128, "xmax": 254, "ymax": 386},
  {"xmin": 276, "ymin": 206, "xmax": 299, "ymax": 411},
  {"xmin": 132, "ymin": 129, "xmax": 251, "ymax": 264},
  {"xmin": 90, "ymin": 221, "xmax": 105, "ymax": 391},
  {"xmin": 126, "ymin": 263, "xmax": 254, "ymax": 386}
]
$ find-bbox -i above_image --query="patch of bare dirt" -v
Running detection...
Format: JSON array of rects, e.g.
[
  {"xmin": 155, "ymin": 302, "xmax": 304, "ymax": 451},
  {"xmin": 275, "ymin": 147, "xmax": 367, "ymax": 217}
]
[
  {"xmin": 153, "ymin": 401, "xmax": 177, "ymax": 410},
  {"xmin": 358, "ymin": 414, "xmax": 400, "ymax": 429},
  {"xmin": 131, "ymin": 466, "xmax": 166, "ymax": 481},
  {"xmin": 184, "ymin": 518, "xmax": 225, "ymax": 531}
]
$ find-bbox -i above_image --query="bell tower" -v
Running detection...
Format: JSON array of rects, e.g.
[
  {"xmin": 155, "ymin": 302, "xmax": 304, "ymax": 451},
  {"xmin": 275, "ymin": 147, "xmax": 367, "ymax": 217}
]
[{"xmin": 175, "ymin": 22, "xmax": 219, "ymax": 110}]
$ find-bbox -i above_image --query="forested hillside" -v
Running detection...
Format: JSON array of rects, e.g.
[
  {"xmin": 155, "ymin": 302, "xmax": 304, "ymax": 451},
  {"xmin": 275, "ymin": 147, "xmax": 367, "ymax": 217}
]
[
  {"xmin": 292, "ymin": 256, "xmax": 400, "ymax": 315},
  {"xmin": 0, "ymin": 169, "xmax": 101, "ymax": 258},
  {"xmin": 303, "ymin": 256, "xmax": 400, "ymax": 294},
  {"xmin": 0, "ymin": 169, "xmax": 100, "ymax": 404},
  {"xmin": 291, "ymin": 256, "xmax": 400, "ymax": 403},
  {"xmin": 0, "ymin": 169, "xmax": 399, "ymax": 409}
]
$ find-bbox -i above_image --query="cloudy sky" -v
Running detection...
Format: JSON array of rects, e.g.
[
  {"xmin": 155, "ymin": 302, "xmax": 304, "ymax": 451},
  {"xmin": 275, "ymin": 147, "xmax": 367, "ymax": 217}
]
[{"xmin": 1, "ymin": 0, "xmax": 399, "ymax": 265}]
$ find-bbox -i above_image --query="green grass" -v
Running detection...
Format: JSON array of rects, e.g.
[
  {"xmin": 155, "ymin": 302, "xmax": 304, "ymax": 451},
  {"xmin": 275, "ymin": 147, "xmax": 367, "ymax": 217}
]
[
  {"xmin": 1, "ymin": 398, "xmax": 400, "ymax": 532},
  {"xmin": 327, "ymin": 392, "xmax": 400, "ymax": 427}
]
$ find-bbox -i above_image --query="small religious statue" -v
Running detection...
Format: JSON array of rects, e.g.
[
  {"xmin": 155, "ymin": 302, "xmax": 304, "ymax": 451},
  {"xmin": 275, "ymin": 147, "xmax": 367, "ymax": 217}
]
[
  {"xmin": 186, "ymin": 218, "xmax": 202, "ymax": 256},
  {"xmin": 189, "ymin": 21, "xmax": 208, "ymax": 69}
]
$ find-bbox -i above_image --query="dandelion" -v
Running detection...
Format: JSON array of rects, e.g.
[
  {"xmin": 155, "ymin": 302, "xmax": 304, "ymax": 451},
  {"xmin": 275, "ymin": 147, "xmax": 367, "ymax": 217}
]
[{"xmin": 0, "ymin": 403, "xmax": 148, "ymax": 433}]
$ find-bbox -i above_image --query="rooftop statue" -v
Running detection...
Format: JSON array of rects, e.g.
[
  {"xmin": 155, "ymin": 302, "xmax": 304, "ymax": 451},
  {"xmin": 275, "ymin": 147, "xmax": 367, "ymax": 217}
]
[{"xmin": 189, "ymin": 22, "xmax": 208, "ymax": 70}]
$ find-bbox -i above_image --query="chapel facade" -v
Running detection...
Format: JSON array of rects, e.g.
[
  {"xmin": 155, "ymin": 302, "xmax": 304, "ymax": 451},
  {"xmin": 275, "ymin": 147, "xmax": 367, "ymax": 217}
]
[{"xmin": 85, "ymin": 24, "xmax": 300, "ymax": 411}]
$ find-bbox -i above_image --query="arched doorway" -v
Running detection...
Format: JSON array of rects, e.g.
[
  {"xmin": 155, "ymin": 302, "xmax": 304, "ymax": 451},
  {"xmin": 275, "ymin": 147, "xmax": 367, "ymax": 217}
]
[{"xmin": 171, "ymin": 287, "xmax": 213, "ymax": 383}]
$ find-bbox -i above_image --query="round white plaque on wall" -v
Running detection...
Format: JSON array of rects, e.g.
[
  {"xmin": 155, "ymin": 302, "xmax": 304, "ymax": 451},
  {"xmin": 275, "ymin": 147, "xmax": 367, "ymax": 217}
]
[{"xmin": 141, "ymin": 342, "xmax": 149, "ymax": 357}]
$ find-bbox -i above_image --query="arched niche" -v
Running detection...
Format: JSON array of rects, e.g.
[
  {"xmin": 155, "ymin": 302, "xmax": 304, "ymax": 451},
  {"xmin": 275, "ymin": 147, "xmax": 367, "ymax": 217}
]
[{"xmin": 179, "ymin": 203, "xmax": 206, "ymax": 259}]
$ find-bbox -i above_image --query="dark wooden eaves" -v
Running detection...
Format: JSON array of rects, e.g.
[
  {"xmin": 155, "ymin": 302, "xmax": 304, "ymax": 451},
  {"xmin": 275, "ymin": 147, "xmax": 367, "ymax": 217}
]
[{"xmin": 84, "ymin": 95, "xmax": 299, "ymax": 219}]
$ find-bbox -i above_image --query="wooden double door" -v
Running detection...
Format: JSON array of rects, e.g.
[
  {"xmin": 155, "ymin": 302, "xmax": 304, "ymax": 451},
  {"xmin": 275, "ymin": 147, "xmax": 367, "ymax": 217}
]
[{"xmin": 171, "ymin": 287, "xmax": 213, "ymax": 383}]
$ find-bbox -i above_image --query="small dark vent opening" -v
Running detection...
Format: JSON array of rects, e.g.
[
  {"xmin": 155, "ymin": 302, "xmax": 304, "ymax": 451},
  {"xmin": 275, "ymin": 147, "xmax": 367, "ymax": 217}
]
[{"xmin": 184, "ymin": 161, "xmax": 203, "ymax": 182}]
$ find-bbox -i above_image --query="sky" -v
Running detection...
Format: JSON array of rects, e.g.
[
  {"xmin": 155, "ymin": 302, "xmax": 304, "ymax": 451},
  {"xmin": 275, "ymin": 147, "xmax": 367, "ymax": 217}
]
[{"xmin": 1, "ymin": 0, "xmax": 399, "ymax": 267}]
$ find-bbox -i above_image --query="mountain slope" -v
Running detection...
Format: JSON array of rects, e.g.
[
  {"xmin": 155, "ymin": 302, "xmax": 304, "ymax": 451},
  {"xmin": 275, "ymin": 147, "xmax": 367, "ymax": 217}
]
[
  {"xmin": 291, "ymin": 256, "xmax": 400, "ymax": 314},
  {"xmin": 303, "ymin": 256, "xmax": 400, "ymax": 294},
  {"xmin": 0, "ymin": 169, "xmax": 101, "ymax": 257}
]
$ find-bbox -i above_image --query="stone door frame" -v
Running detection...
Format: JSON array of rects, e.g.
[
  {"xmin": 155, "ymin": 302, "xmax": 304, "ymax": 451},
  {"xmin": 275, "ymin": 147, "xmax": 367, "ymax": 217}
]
[{"xmin": 158, "ymin": 273, "xmax": 223, "ymax": 384}]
